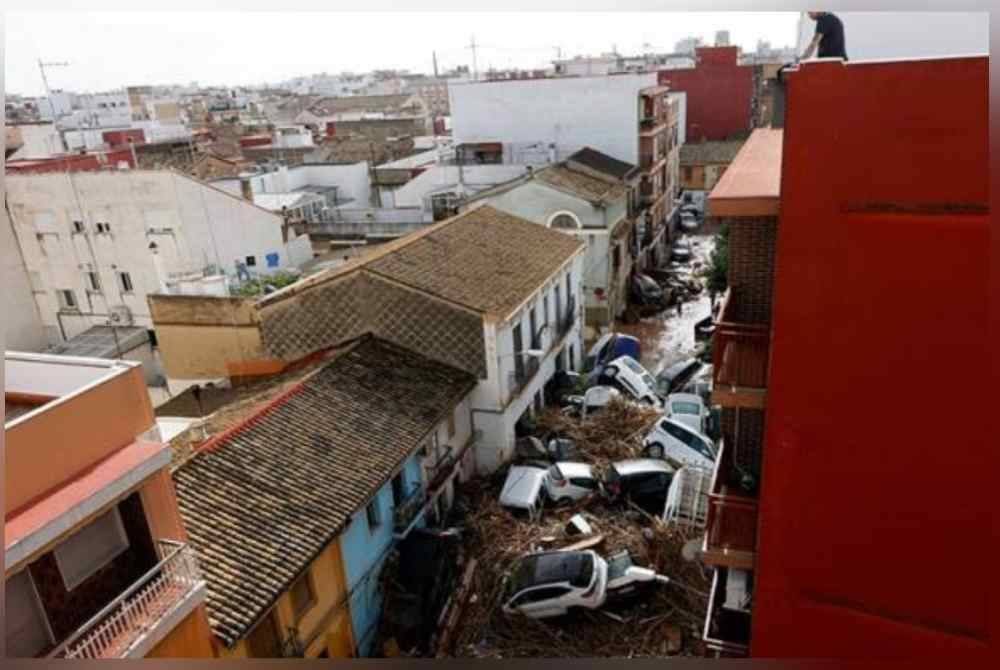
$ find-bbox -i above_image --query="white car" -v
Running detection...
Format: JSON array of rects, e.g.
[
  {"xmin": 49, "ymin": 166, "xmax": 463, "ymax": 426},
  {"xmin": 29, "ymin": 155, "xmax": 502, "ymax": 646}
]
[
  {"xmin": 545, "ymin": 462, "xmax": 600, "ymax": 504},
  {"xmin": 500, "ymin": 463, "xmax": 599, "ymax": 517},
  {"xmin": 599, "ymin": 356, "xmax": 662, "ymax": 407},
  {"xmin": 664, "ymin": 392, "xmax": 709, "ymax": 433},
  {"xmin": 563, "ymin": 385, "xmax": 622, "ymax": 419},
  {"xmin": 502, "ymin": 550, "xmax": 609, "ymax": 618},
  {"xmin": 499, "ymin": 465, "xmax": 549, "ymax": 520},
  {"xmin": 642, "ymin": 416, "xmax": 717, "ymax": 469}
]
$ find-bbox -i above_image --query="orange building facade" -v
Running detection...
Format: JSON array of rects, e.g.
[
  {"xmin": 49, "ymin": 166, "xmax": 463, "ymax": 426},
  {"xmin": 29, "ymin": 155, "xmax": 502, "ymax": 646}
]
[{"xmin": 4, "ymin": 352, "xmax": 214, "ymax": 658}]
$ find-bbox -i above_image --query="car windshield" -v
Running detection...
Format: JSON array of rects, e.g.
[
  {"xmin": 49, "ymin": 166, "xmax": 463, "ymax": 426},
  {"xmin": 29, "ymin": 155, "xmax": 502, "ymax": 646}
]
[
  {"xmin": 623, "ymin": 358, "xmax": 646, "ymax": 375},
  {"xmin": 512, "ymin": 553, "xmax": 594, "ymax": 592},
  {"xmin": 672, "ymin": 401, "xmax": 701, "ymax": 415}
]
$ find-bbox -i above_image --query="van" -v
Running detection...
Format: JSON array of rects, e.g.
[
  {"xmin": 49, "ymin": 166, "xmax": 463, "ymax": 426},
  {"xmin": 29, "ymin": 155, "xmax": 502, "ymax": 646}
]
[{"xmin": 599, "ymin": 356, "xmax": 662, "ymax": 407}]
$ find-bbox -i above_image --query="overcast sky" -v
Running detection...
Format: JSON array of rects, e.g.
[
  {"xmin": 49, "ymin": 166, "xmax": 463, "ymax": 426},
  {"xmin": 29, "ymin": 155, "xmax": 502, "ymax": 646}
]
[{"xmin": 5, "ymin": 11, "xmax": 802, "ymax": 95}]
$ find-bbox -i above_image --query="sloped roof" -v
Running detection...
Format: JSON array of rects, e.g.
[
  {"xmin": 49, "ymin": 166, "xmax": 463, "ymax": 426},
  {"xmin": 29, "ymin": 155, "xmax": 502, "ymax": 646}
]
[
  {"xmin": 309, "ymin": 94, "xmax": 415, "ymax": 116},
  {"xmin": 363, "ymin": 205, "xmax": 584, "ymax": 316},
  {"xmin": 680, "ymin": 140, "xmax": 745, "ymax": 166},
  {"xmin": 535, "ymin": 164, "xmax": 629, "ymax": 203},
  {"xmin": 173, "ymin": 336, "xmax": 476, "ymax": 647},
  {"xmin": 567, "ymin": 146, "xmax": 638, "ymax": 180}
]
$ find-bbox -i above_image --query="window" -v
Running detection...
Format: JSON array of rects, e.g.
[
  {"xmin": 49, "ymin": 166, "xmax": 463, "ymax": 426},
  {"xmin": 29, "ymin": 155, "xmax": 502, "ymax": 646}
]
[
  {"xmin": 391, "ymin": 471, "xmax": 406, "ymax": 507},
  {"xmin": 568, "ymin": 345, "xmax": 576, "ymax": 371},
  {"xmin": 246, "ymin": 610, "xmax": 281, "ymax": 657},
  {"xmin": 289, "ymin": 571, "xmax": 316, "ymax": 620},
  {"xmin": 95, "ymin": 222, "xmax": 111, "ymax": 234},
  {"xmin": 365, "ymin": 500, "xmax": 381, "ymax": 531},
  {"xmin": 529, "ymin": 306, "xmax": 538, "ymax": 348},
  {"xmin": 85, "ymin": 271, "xmax": 101, "ymax": 292},
  {"xmin": 245, "ymin": 255, "xmax": 257, "ymax": 267},
  {"xmin": 566, "ymin": 273, "xmax": 572, "ymax": 302},
  {"xmin": 53, "ymin": 506, "xmax": 130, "ymax": 591},
  {"xmin": 512, "ymin": 321, "xmax": 525, "ymax": 383},
  {"xmin": 549, "ymin": 212, "xmax": 579, "ymax": 230},
  {"xmin": 5, "ymin": 570, "xmax": 54, "ymax": 658},
  {"xmin": 512, "ymin": 586, "xmax": 572, "ymax": 606},
  {"xmin": 57, "ymin": 289, "xmax": 78, "ymax": 310},
  {"xmin": 72, "ymin": 220, "xmax": 85, "ymax": 234},
  {"xmin": 447, "ymin": 410, "xmax": 457, "ymax": 439},
  {"xmin": 542, "ymin": 293, "xmax": 550, "ymax": 331},
  {"xmin": 118, "ymin": 271, "xmax": 134, "ymax": 293}
]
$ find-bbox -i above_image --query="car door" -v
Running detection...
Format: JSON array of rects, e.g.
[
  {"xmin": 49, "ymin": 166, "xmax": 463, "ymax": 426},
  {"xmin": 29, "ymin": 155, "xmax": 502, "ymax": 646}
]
[{"xmin": 517, "ymin": 586, "xmax": 574, "ymax": 618}]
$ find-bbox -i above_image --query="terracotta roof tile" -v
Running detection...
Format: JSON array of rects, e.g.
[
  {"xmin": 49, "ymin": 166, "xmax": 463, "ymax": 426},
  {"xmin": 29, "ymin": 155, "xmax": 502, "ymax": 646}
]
[
  {"xmin": 172, "ymin": 337, "xmax": 476, "ymax": 647},
  {"xmin": 535, "ymin": 165, "xmax": 629, "ymax": 203},
  {"xmin": 364, "ymin": 205, "xmax": 585, "ymax": 316}
]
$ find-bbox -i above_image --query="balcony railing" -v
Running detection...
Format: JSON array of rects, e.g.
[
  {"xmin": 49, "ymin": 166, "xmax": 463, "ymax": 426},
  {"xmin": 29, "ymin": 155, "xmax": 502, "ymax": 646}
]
[
  {"xmin": 703, "ymin": 568, "xmax": 751, "ymax": 657},
  {"xmin": 394, "ymin": 484, "xmax": 428, "ymax": 533},
  {"xmin": 701, "ymin": 439, "xmax": 759, "ymax": 570},
  {"xmin": 50, "ymin": 540, "xmax": 203, "ymax": 659},
  {"xmin": 508, "ymin": 356, "xmax": 541, "ymax": 396},
  {"xmin": 712, "ymin": 291, "xmax": 771, "ymax": 396},
  {"xmin": 557, "ymin": 296, "xmax": 577, "ymax": 339}
]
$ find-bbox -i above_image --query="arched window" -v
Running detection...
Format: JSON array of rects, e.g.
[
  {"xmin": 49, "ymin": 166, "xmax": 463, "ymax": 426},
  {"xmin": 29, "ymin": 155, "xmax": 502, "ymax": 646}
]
[{"xmin": 547, "ymin": 211, "xmax": 582, "ymax": 230}]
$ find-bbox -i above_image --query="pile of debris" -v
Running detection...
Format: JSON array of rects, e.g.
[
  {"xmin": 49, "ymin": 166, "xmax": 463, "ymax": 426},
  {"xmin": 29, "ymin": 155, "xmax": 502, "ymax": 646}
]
[
  {"xmin": 533, "ymin": 400, "xmax": 661, "ymax": 468},
  {"xmin": 430, "ymin": 400, "xmax": 711, "ymax": 658}
]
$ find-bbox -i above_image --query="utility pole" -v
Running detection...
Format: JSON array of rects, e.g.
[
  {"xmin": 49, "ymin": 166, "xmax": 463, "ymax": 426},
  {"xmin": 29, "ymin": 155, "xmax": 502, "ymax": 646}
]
[
  {"xmin": 468, "ymin": 36, "xmax": 479, "ymax": 82},
  {"xmin": 37, "ymin": 59, "xmax": 70, "ymax": 120}
]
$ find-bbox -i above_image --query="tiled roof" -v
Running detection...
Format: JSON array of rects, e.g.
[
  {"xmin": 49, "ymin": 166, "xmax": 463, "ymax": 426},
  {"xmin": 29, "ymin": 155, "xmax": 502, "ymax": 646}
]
[
  {"xmin": 535, "ymin": 164, "xmax": 629, "ymax": 203},
  {"xmin": 680, "ymin": 140, "xmax": 745, "ymax": 166},
  {"xmin": 567, "ymin": 146, "xmax": 638, "ymax": 180},
  {"xmin": 310, "ymin": 94, "xmax": 415, "ymax": 116},
  {"xmin": 363, "ymin": 205, "xmax": 584, "ymax": 317},
  {"xmin": 173, "ymin": 337, "xmax": 476, "ymax": 648}
]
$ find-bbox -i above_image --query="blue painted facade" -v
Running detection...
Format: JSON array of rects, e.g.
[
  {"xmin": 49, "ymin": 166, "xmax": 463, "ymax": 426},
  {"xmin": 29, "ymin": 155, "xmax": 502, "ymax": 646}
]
[{"xmin": 338, "ymin": 454, "xmax": 425, "ymax": 657}]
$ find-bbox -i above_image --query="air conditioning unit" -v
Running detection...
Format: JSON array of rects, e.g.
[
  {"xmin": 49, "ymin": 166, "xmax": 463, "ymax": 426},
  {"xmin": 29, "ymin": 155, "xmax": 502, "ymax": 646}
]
[{"xmin": 108, "ymin": 305, "xmax": 134, "ymax": 327}]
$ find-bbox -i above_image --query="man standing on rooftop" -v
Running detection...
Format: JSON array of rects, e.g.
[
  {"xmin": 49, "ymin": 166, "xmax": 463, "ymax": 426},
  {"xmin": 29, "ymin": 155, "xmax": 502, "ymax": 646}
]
[{"xmin": 800, "ymin": 11, "xmax": 848, "ymax": 61}]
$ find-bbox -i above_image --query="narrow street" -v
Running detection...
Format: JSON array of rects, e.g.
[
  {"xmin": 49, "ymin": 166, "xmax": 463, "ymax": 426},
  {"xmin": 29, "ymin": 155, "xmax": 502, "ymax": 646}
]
[{"xmin": 620, "ymin": 232, "xmax": 716, "ymax": 374}]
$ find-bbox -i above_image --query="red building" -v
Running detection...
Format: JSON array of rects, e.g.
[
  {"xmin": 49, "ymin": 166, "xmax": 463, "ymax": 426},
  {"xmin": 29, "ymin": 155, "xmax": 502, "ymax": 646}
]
[
  {"xmin": 658, "ymin": 46, "xmax": 753, "ymax": 142},
  {"xmin": 702, "ymin": 55, "xmax": 990, "ymax": 658}
]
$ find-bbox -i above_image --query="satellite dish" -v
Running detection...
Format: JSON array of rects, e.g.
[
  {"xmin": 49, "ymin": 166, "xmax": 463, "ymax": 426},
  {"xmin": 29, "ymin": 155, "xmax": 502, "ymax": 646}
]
[{"xmin": 681, "ymin": 537, "xmax": 703, "ymax": 562}]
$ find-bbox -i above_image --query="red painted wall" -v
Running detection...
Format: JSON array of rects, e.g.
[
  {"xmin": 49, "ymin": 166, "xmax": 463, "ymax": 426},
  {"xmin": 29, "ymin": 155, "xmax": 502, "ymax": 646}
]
[
  {"xmin": 102, "ymin": 128, "xmax": 145, "ymax": 148},
  {"xmin": 6, "ymin": 148, "xmax": 136, "ymax": 174},
  {"xmin": 753, "ymin": 57, "xmax": 990, "ymax": 658},
  {"xmin": 658, "ymin": 47, "xmax": 753, "ymax": 142},
  {"xmin": 239, "ymin": 134, "xmax": 272, "ymax": 148}
]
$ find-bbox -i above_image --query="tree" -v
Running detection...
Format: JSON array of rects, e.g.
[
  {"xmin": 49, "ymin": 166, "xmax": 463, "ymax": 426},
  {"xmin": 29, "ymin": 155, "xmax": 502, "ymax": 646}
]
[{"xmin": 704, "ymin": 224, "xmax": 729, "ymax": 294}]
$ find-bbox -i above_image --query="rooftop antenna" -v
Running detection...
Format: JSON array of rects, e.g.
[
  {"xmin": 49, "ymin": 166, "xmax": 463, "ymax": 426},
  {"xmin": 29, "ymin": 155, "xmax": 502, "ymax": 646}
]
[
  {"xmin": 468, "ymin": 36, "xmax": 479, "ymax": 81},
  {"xmin": 38, "ymin": 59, "xmax": 70, "ymax": 119}
]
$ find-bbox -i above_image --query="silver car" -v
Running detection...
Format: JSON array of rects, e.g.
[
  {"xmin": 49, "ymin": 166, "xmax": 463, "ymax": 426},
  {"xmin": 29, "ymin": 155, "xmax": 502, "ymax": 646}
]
[{"xmin": 664, "ymin": 392, "xmax": 710, "ymax": 433}]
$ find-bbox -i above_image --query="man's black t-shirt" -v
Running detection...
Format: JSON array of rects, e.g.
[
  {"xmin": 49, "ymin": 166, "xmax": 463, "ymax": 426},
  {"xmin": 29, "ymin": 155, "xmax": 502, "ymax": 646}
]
[{"xmin": 816, "ymin": 13, "xmax": 848, "ymax": 60}]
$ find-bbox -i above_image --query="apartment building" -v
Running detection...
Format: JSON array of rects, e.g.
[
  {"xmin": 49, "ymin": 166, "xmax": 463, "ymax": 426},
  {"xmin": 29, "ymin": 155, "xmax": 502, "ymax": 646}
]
[
  {"xmin": 450, "ymin": 73, "xmax": 680, "ymax": 269},
  {"xmin": 147, "ymin": 205, "xmax": 585, "ymax": 474},
  {"xmin": 172, "ymin": 336, "xmax": 477, "ymax": 657},
  {"xmin": 4, "ymin": 352, "xmax": 212, "ymax": 658},
  {"xmin": 658, "ymin": 46, "xmax": 754, "ymax": 142},
  {"xmin": 463, "ymin": 147, "xmax": 639, "ymax": 336},
  {"xmin": 700, "ymin": 56, "xmax": 989, "ymax": 659},
  {"xmin": 5, "ymin": 170, "xmax": 303, "ymax": 346},
  {"xmin": 679, "ymin": 139, "xmax": 745, "ymax": 204}
]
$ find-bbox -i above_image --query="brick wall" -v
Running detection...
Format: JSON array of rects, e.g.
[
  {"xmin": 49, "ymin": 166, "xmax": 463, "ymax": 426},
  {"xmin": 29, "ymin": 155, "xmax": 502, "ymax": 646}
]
[{"xmin": 726, "ymin": 217, "xmax": 778, "ymax": 324}]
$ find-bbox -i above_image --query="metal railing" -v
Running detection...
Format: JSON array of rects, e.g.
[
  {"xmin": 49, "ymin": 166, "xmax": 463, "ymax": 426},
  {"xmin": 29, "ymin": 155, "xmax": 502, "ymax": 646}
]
[
  {"xmin": 393, "ymin": 485, "xmax": 427, "ymax": 532},
  {"xmin": 508, "ymin": 356, "xmax": 541, "ymax": 396},
  {"xmin": 704, "ymin": 494, "xmax": 759, "ymax": 558},
  {"xmin": 712, "ymin": 291, "xmax": 771, "ymax": 390},
  {"xmin": 557, "ymin": 296, "xmax": 576, "ymax": 339},
  {"xmin": 50, "ymin": 540, "xmax": 202, "ymax": 659}
]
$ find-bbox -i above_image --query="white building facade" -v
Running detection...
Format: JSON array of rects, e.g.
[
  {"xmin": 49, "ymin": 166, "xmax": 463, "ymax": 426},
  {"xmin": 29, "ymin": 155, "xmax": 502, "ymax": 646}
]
[
  {"xmin": 450, "ymin": 72, "xmax": 659, "ymax": 166},
  {"xmin": 5, "ymin": 170, "xmax": 301, "ymax": 345},
  {"xmin": 470, "ymin": 250, "xmax": 586, "ymax": 474}
]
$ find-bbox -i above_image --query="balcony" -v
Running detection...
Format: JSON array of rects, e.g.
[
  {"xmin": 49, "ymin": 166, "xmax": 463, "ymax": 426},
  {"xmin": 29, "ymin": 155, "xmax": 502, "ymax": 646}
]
[
  {"xmin": 50, "ymin": 540, "xmax": 205, "ymax": 659},
  {"xmin": 394, "ymin": 484, "xmax": 428, "ymax": 534},
  {"xmin": 711, "ymin": 291, "xmax": 770, "ymax": 408},
  {"xmin": 703, "ymin": 567, "xmax": 752, "ymax": 657},
  {"xmin": 701, "ymin": 438, "xmax": 758, "ymax": 571},
  {"xmin": 557, "ymin": 295, "xmax": 577, "ymax": 340}
]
